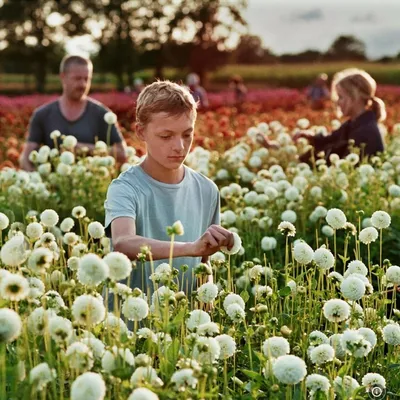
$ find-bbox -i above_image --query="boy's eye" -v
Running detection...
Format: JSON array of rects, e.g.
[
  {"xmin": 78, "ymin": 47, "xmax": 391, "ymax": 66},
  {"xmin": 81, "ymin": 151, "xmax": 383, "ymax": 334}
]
[{"xmin": 160, "ymin": 136, "xmax": 171, "ymax": 139}]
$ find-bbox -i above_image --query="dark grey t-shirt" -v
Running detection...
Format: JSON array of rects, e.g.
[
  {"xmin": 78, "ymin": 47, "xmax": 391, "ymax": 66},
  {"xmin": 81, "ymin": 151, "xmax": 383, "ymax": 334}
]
[{"xmin": 27, "ymin": 98, "xmax": 123, "ymax": 147}]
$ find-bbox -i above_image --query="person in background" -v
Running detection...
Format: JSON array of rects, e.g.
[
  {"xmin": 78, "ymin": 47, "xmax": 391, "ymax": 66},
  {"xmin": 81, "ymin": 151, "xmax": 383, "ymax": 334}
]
[
  {"xmin": 20, "ymin": 55, "xmax": 127, "ymax": 171},
  {"xmin": 294, "ymin": 68, "xmax": 385, "ymax": 163},
  {"xmin": 229, "ymin": 74, "xmax": 247, "ymax": 108},
  {"xmin": 306, "ymin": 73, "xmax": 330, "ymax": 110},
  {"xmin": 186, "ymin": 73, "xmax": 209, "ymax": 109}
]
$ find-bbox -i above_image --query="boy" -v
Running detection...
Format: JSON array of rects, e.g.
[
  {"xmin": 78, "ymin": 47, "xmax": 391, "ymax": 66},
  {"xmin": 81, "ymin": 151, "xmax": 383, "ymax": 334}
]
[{"xmin": 104, "ymin": 81, "xmax": 233, "ymax": 294}]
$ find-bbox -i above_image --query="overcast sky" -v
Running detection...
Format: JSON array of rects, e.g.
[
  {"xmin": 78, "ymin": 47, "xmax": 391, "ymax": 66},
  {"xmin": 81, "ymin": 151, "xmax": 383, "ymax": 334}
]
[{"xmin": 244, "ymin": 0, "xmax": 400, "ymax": 58}]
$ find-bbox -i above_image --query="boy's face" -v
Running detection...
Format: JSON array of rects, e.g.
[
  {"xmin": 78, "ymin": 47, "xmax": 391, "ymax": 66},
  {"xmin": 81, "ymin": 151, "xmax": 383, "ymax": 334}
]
[{"xmin": 138, "ymin": 111, "xmax": 195, "ymax": 170}]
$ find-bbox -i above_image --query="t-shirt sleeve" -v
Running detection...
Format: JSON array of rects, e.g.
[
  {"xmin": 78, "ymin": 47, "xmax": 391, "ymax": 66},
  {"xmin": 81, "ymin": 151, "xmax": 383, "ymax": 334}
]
[
  {"xmin": 97, "ymin": 105, "xmax": 124, "ymax": 145},
  {"xmin": 27, "ymin": 110, "xmax": 44, "ymax": 144},
  {"xmin": 104, "ymin": 179, "xmax": 137, "ymax": 236},
  {"xmin": 210, "ymin": 189, "xmax": 221, "ymax": 225}
]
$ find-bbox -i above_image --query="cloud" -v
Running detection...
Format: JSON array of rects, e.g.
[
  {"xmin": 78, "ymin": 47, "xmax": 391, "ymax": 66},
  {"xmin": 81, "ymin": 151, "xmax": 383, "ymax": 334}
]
[
  {"xmin": 351, "ymin": 13, "xmax": 376, "ymax": 23},
  {"xmin": 289, "ymin": 8, "xmax": 324, "ymax": 22}
]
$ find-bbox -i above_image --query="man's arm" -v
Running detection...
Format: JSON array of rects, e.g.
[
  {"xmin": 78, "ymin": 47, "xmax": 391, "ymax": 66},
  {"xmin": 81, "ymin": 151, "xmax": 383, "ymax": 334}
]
[
  {"xmin": 20, "ymin": 142, "xmax": 40, "ymax": 171},
  {"xmin": 111, "ymin": 217, "xmax": 234, "ymax": 261}
]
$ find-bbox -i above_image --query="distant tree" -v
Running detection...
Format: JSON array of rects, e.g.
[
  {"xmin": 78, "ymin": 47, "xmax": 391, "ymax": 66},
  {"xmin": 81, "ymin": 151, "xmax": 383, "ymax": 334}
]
[
  {"xmin": 325, "ymin": 35, "xmax": 367, "ymax": 61},
  {"xmin": 0, "ymin": 0, "xmax": 89, "ymax": 92},
  {"xmin": 235, "ymin": 34, "xmax": 265, "ymax": 64},
  {"xmin": 280, "ymin": 50, "xmax": 323, "ymax": 63}
]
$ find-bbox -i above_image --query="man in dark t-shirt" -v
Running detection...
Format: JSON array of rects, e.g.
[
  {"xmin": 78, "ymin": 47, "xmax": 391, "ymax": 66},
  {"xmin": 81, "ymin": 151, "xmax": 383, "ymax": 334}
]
[{"xmin": 20, "ymin": 55, "xmax": 127, "ymax": 171}]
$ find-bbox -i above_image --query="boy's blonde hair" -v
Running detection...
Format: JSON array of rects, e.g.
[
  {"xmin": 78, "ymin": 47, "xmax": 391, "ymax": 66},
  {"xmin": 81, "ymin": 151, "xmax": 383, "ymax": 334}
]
[
  {"xmin": 136, "ymin": 80, "xmax": 197, "ymax": 126},
  {"xmin": 331, "ymin": 68, "xmax": 386, "ymax": 121}
]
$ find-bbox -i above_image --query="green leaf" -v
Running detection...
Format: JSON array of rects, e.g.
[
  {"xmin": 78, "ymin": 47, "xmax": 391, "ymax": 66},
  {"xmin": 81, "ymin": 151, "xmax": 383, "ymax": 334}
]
[
  {"xmin": 279, "ymin": 286, "xmax": 291, "ymax": 297},
  {"xmin": 240, "ymin": 290, "xmax": 250, "ymax": 303}
]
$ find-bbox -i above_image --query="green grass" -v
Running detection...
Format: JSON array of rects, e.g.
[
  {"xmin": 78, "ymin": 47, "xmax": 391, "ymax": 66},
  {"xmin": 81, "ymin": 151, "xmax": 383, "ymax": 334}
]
[{"xmin": 1, "ymin": 62, "xmax": 400, "ymax": 94}]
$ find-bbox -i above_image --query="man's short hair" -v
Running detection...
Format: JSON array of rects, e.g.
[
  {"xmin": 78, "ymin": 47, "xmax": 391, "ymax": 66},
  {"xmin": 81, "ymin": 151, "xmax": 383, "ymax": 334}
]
[
  {"xmin": 60, "ymin": 55, "xmax": 93, "ymax": 74},
  {"xmin": 136, "ymin": 80, "xmax": 197, "ymax": 127}
]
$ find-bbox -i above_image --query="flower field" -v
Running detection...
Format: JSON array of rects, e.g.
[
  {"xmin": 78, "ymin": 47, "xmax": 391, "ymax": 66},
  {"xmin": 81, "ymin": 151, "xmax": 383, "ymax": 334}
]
[{"xmin": 2, "ymin": 89, "xmax": 400, "ymax": 399}]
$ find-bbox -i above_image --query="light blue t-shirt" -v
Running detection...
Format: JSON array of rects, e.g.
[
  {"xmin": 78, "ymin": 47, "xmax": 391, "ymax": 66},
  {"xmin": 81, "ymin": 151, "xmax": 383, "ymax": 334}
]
[{"xmin": 104, "ymin": 164, "xmax": 220, "ymax": 295}]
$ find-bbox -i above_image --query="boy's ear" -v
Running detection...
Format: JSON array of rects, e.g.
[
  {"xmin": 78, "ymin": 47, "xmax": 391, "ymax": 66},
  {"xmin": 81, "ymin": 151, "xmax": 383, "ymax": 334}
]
[{"xmin": 136, "ymin": 123, "xmax": 145, "ymax": 141}]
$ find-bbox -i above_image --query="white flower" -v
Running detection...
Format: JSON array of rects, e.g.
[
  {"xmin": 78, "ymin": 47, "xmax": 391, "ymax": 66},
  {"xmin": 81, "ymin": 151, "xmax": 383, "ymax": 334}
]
[
  {"xmin": 309, "ymin": 344, "xmax": 335, "ymax": 365},
  {"xmin": 221, "ymin": 232, "xmax": 242, "ymax": 255},
  {"xmin": 261, "ymin": 236, "xmax": 277, "ymax": 251},
  {"xmin": 72, "ymin": 295, "xmax": 106, "ymax": 326},
  {"xmin": 27, "ymin": 307, "xmax": 56, "ymax": 335},
  {"xmin": 293, "ymin": 241, "xmax": 314, "ymax": 265},
  {"xmin": 103, "ymin": 314, "xmax": 128, "ymax": 334},
  {"xmin": 197, "ymin": 282, "xmax": 218, "ymax": 303},
  {"xmin": 128, "ymin": 388, "xmax": 159, "ymax": 400},
  {"xmin": 193, "ymin": 336, "xmax": 220, "ymax": 364},
  {"xmin": 278, "ymin": 221, "xmax": 296, "ymax": 237},
  {"xmin": 0, "ymin": 212, "xmax": 10, "ymax": 230},
  {"xmin": 57, "ymin": 163, "xmax": 72, "ymax": 176},
  {"xmin": 0, "ymin": 274, "xmax": 29, "ymax": 301},
  {"xmin": 340, "ymin": 329, "xmax": 372, "ymax": 357},
  {"xmin": 358, "ymin": 327, "xmax": 377, "ymax": 347},
  {"xmin": 306, "ymin": 374, "xmax": 331, "ymax": 392},
  {"xmin": 345, "ymin": 260, "xmax": 368, "ymax": 277},
  {"xmin": 334, "ymin": 376, "xmax": 360, "ymax": 397},
  {"xmin": 326, "ymin": 208, "xmax": 347, "ymax": 229},
  {"xmin": 88, "ymin": 222, "xmax": 105, "ymax": 239},
  {"xmin": 389, "ymin": 184, "xmax": 400, "ymax": 197},
  {"xmin": 80, "ymin": 338, "xmax": 105, "ymax": 360},
  {"xmin": 27, "ymin": 277, "xmax": 45, "ymax": 299},
  {"xmin": 0, "ymin": 308, "xmax": 22, "ymax": 343},
  {"xmin": 77, "ymin": 254, "xmax": 109, "ymax": 286},
  {"xmin": 281, "ymin": 210, "xmax": 297, "ymax": 223},
  {"xmin": 150, "ymin": 263, "xmax": 172, "ymax": 283},
  {"xmin": 287, "ymin": 280, "xmax": 297, "ymax": 294},
  {"xmin": 60, "ymin": 217, "xmax": 75, "ymax": 232},
  {"xmin": 226, "ymin": 303, "xmax": 246, "ymax": 322},
  {"xmin": 371, "ymin": 210, "xmax": 391, "ymax": 229},
  {"xmin": 309, "ymin": 331, "xmax": 329, "ymax": 346},
  {"xmin": 1, "ymin": 234, "xmax": 28, "ymax": 266},
  {"xmin": 313, "ymin": 246, "xmax": 335, "ymax": 270},
  {"xmin": 361, "ymin": 373, "xmax": 386, "ymax": 389},
  {"xmin": 60, "ymin": 151, "xmax": 75, "ymax": 165},
  {"xmin": 186, "ymin": 310, "xmax": 211, "ymax": 331},
  {"xmin": 130, "ymin": 366, "xmax": 162, "ymax": 387},
  {"xmin": 171, "ymin": 369, "xmax": 198, "ymax": 390},
  {"xmin": 70, "ymin": 372, "xmax": 106, "ymax": 400},
  {"xmin": 50, "ymin": 130, "xmax": 61, "ymax": 139},
  {"xmin": 223, "ymin": 293, "xmax": 245, "ymax": 311},
  {"xmin": 122, "ymin": 297, "xmax": 149, "ymax": 321},
  {"xmin": 172, "ymin": 220, "xmax": 184, "ymax": 235},
  {"xmin": 222, "ymin": 210, "xmax": 236, "ymax": 225},
  {"xmin": 216, "ymin": 334, "xmax": 236, "ymax": 358},
  {"xmin": 68, "ymin": 256, "xmax": 80, "ymax": 271},
  {"xmin": 103, "ymin": 252, "xmax": 132, "ymax": 281},
  {"xmin": 272, "ymin": 355, "xmax": 307, "ymax": 385},
  {"xmin": 340, "ymin": 276, "xmax": 366, "ymax": 301},
  {"xmin": 101, "ymin": 346, "xmax": 135, "ymax": 373},
  {"xmin": 211, "ymin": 251, "xmax": 226, "ymax": 262},
  {"xmin": 40, "ymin": 209, "xmax": 59, "ymax": 227},
  {"xmin": 63, "ymin": 135, "xmax": 78, "ymax": 149},
  {"xmin": 26, "ymin": 222, "xmax": 44, "ymax": 240},
  {"xmin": 359, "ymin": 227, "xmax": 379, "ymax": 244},
  {"xmin": 104, "ymin": 111, "xmax": 117, "ymax": 125},
  {"xmin": 386, "ymin": 265, "xmax": 400, "ymax": 285},
  {"xmin": 72, "ymin": 206, "xmax": 87, "ymax": 219},
  {"xmin": 382, "ymin": 323, "xmax": 400, "ymax": 345},
  {"xmin": 64, "ymin": 232, "xmax": 79, "ymax": 246},
  {"xmin": 262, "ymin": 336, "xmax": 290, "ymax": 358},
  {"xmin": 330, "ymin": 334, "xmax": 346, "ymax": 359},
  {"xmin": 297, "ymin": 118, "xmax": 310, "ymax": 129},
  {"xmin": 29, "ymin": 362, "xmax": 56, "ymax": 391},
  {"xmin": 48, "ymin": 316, "xmax": 73, "ymax": 344},
  {"xmin": 323, "ymin": 299, "xmax": 351, "ymax": 322},
  {"xmin": 321, "ymin": 225, "xmax": 334, "ymax": 237},
  {"xmin": 197, "ymin": 322, "xmax": 220, "ymax": 336},
  {"xmin": 66, "ymin": 342, "xmax": 94, "ymax": 370}
]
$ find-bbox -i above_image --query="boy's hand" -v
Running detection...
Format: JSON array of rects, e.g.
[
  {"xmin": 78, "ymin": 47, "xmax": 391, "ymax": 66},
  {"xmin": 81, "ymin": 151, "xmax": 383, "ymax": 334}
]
[{"xmin": 190, "ymin": 225, "xmax": 234, "ymax": 257}]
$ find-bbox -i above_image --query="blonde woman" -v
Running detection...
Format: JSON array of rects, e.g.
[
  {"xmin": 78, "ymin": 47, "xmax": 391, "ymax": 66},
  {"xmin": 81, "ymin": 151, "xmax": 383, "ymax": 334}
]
[{"xmin": 294, "ymin": 68, "xmax": 386, "ymax": 162}]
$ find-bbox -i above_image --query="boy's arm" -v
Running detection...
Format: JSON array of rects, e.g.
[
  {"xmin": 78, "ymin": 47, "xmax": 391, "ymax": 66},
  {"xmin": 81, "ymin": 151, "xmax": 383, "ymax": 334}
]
[{"xmin": 111, "ymin": 217, "xmax": 234, "ymax": 261}]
